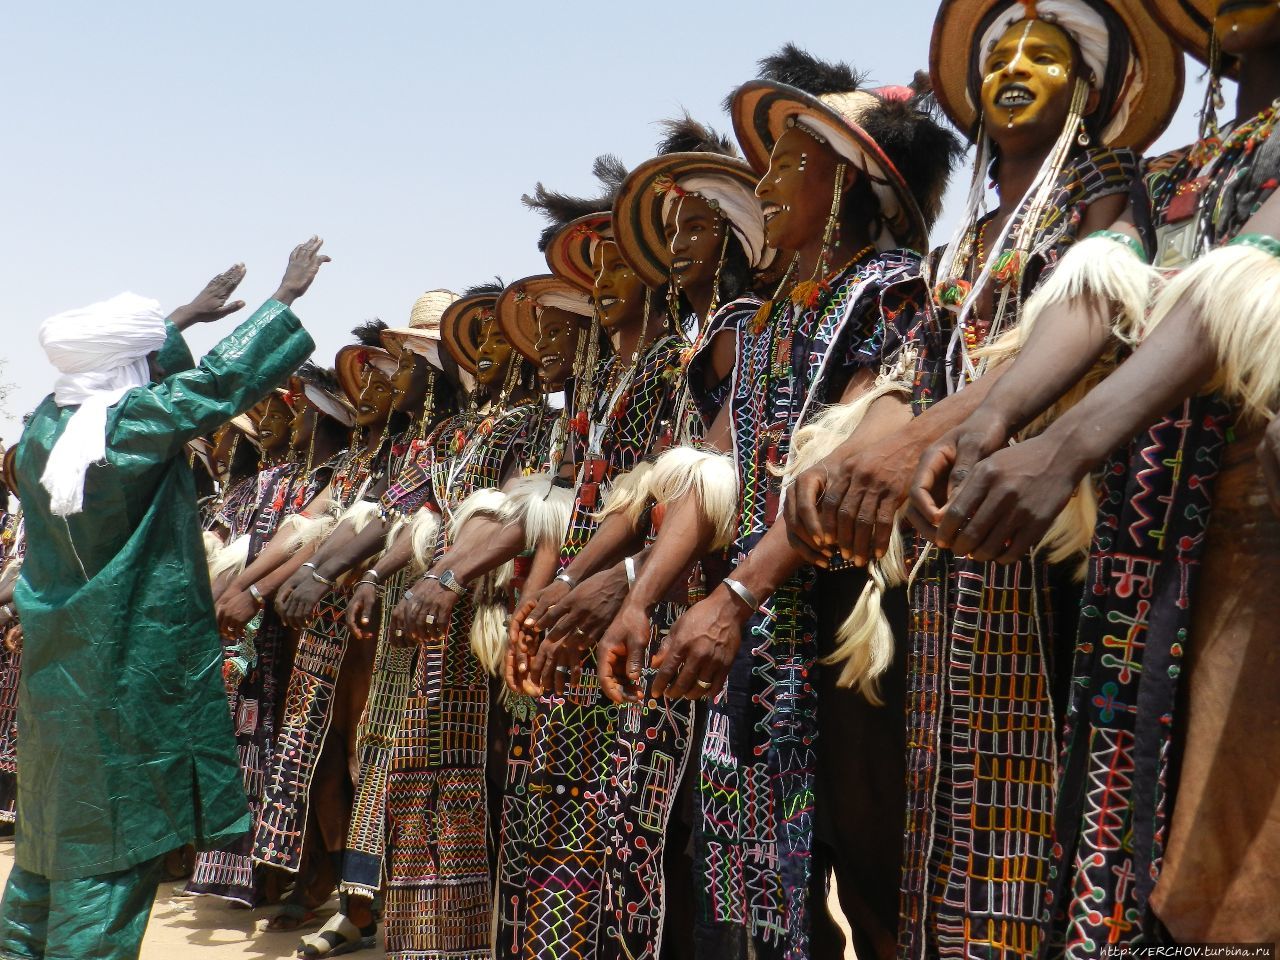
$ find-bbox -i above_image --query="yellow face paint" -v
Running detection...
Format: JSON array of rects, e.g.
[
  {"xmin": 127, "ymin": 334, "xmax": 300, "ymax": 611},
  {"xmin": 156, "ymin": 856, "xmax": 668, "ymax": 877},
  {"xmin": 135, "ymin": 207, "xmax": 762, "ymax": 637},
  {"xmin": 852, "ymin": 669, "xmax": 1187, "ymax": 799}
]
[{"xmin": 980, "ymin": 18, "xmax": 1078, "ymax": 137}]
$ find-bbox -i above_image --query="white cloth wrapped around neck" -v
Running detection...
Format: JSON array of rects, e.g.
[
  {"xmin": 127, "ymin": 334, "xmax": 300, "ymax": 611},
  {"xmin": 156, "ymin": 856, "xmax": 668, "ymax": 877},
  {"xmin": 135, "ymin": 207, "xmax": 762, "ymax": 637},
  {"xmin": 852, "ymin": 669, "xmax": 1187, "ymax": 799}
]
[{"xmin": 38, "ymin": 292, "xmax": 169, "ymax": 517}]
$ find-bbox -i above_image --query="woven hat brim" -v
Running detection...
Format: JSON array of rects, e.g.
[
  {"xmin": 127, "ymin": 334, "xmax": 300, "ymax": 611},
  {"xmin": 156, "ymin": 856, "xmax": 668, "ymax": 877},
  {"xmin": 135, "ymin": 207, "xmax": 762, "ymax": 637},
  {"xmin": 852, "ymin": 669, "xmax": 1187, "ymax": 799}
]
[
  {"xmin": 545, "ymin": 214, "xmax": 613, "ymax": 294},
  {"xmin": 1150, "ymin": 0, "xmax": 1238, "ymax": 72},
  {"xmin": 730, "ymin": 80, "xmax": 929, "ymax": 253},
  {"xmin": 335, "ymin": 344, "xmax": 397, "ymax": 406},
  {"xmin": 614, "ymin": 153, "xmax": 765, "ymax": 289},
  {"xmin": 440, "ymin": 294, "xmax": 497, "ymax": 376},
  {"xmin": 931, "ymin": 0, "xmax": 1185, "ymax": 151}
]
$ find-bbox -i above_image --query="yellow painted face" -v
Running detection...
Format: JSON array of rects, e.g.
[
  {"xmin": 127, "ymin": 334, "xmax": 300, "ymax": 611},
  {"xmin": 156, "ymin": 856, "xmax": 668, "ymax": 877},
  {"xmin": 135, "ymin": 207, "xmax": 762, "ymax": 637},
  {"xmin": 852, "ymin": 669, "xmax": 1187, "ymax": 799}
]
[
  {"xmin": 354, "ymin": 366, "xmax": 394, "ymax": 427},
  {"xmin": 981, "ymin": 19, "xmax": 1080, "ymax": 142},
  {"xmin": 253, "ymin": 395, "xmax": 293, "ymax": 453},
  {"xmin": 663, "ymin": 194, "xmax": 726, "ymax": 294},
  {"xmin": 474, "ymin": 316, "xmax": 515, "ymax": 388},
  {"xmin": 534, "ymin": 306, "xmax": 582, "ymax": 390},
  {"xmin": 1215, "ymin": 0, "xmax": 1280, "ymax": 55},
  {"xmin": 593, "ymin": 240, "xmax": 647, "ymax": 331}
]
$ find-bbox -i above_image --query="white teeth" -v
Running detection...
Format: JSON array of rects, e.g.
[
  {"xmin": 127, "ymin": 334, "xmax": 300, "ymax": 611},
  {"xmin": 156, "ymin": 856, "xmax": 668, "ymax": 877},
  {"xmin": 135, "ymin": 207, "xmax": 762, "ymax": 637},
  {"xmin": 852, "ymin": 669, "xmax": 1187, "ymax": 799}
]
[{"xmin": 997, "ymin": 88, "xmax": 1034, "ymax": 107}]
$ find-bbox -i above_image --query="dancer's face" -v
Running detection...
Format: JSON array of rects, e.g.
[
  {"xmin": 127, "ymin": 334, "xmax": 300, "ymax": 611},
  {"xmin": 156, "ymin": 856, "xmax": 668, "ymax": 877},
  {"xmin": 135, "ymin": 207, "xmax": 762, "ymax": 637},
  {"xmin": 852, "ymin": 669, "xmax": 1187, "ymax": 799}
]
[
  {"xmin": 354, "ymin": 366, "xmax": 394, "ymax": 427},
  {"xmin": 289, "ymin": 398, "xmax": 316, "ymax": 449},
  {"xmin": 254, "ymin": 395, "xmax": 293, "ymax": 453},
  {"xmin": 1216, "ymin": 0, "xmax": 1280, "ymax": 55},
  {"xmin": 391, "ymin": 347, "xmax": 431, "ymax": 411},
  {"xmin": 664, "ymin": 194, "xmax": 726, "ymax": 294},
  {"xmin": 756, "ymin": 127, "xmax": 848, "ymax": 254},
  {"xmin": 475, "ymin": 318, "xmax": 514, "ymax": 388},
  {"xmin": 210, "ymin": 425, "xmax": 237, "ymax": 478},
  {"xmin": 593, "ymin": 241, "xmax": 647, "ymax": 331},
  {"xmin": 981, "ymin": 19, "xmax": 1083, "ymax": 146},
  {"xmin": 534, "ymin": 306, "xmax": 582, "ymax": 390}
]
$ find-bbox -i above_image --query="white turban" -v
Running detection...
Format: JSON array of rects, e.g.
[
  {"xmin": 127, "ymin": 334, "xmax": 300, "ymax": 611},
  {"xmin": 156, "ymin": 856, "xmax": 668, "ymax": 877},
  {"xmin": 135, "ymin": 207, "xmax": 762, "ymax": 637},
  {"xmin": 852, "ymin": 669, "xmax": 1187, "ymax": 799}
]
[
  {"xmin": 38, "ymin": 292, "xmax": 168, "ymax": 516},
  {"xmin": 975, "ymin": 0, "xmax": 1142, "ymax": 144},
  {"xmin": 660, "ymin": 174, "xmax": 772, "ymax": 269}
]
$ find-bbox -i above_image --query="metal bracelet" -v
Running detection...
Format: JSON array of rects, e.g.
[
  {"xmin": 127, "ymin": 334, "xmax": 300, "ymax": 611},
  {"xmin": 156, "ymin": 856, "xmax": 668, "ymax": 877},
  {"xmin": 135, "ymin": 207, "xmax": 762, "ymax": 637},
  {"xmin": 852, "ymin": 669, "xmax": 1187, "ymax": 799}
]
[
  {"xmin": 553, "ymin": 571, "xmax": 578, "ymax": 590},
  {"xmin": 303, "ymin": 562, "xmax": 336, "ymax": 588},
  {"xmin": 248, "ymin": 584, "xmax": 265, "ymax": 606},
  {"xmin": 623, "ymin": 555, "xmax": 637, "ymax": 590},
  {"xmin": 722, "ymin": 577, "xmax": 760, "ymax": 612}
]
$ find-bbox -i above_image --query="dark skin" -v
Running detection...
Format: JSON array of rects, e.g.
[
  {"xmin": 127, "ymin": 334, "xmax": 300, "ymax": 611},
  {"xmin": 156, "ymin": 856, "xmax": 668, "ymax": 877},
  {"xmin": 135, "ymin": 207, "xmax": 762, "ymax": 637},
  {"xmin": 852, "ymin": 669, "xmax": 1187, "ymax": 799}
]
[
  {"xmin": 664, "ymin": 193, "xmax": 726, "ymax": 319},
  {"xmin": 782, "ymin": 19, "xmax": 1121, "ymax": 568},
  {"xmin": 504, "ymin": 240, "xmax": 676, "ymax": 687},
  {"xmin": 912, "ymin": 2, "xmax": 1280, "ymax": 548},
  {"xmin": 533, "ymin": 306, "xmax": 584, "ymax": 390},
  {"xmin": 253, "ymin": 395, "xmax": 293, "ymax": 463},
  {"xmin": 593, "ymin": 130, "xmax": 882, "ymax": 703}
]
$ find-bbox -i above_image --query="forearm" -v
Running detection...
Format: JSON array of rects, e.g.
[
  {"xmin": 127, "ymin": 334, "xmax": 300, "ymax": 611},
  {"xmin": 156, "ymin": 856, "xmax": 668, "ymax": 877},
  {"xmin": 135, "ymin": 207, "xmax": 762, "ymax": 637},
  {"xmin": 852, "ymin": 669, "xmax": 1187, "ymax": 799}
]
[
  {"xmin": 1044, "ymin": 304, "xmax": 1216, "ymax": 474},
  {"xmin": 254, "ymin": 544, "xmax": 316, "ymax": 597},
  {"xmin": 908, "ymin": 365, "xmax": 1010, "ymax": 446},
  {"xmin": 628, "ymin": 496, "xmax": 718, "ymax": 610},
  {"xmin": 312, "ymin": 516, "xmax": 389, "ymax": 581},
  {"xmin": 977, "ymin": 296, "xmax": 1115, "ymax": 435},
  {"xmin": 725, "ymin": 521, "xmax": 808, "ymax": 607},
  {"xmin": 429, "ymin": 517, "xmax": 525, "ymax": 584},
  {"xmin": 523, "ymin": 540, "xmax": 561, "ymax": 597},
  {"xmin": 367, "ymin": 527, "xmax": 416, "ymax": 581},
  {"xmin": 562, "ymin": 512, "xmax": 646, "ymax": 583}
]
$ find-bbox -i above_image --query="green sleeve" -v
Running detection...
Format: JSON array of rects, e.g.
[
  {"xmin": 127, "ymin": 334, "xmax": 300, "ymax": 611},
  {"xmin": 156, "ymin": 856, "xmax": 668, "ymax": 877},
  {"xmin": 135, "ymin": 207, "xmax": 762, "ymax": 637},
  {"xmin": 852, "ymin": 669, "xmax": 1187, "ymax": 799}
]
[
  {"xmin": 113, "ymin": 299, "xmax": 315, "ymax": 460},
  {"xmin": 154, "ymin": 320, "xmax": 196, "ymax": 376}
]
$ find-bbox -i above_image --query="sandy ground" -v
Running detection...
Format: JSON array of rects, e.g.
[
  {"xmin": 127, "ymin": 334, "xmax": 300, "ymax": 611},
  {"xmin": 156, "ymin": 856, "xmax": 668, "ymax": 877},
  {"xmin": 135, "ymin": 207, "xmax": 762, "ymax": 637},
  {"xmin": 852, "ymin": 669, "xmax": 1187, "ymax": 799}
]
[
  {"xmin": 0, "ymin": 838, "xmax": 853, "ymax": 959},
  {"xmin": 0, "ymin": 840, "xmax": 385, "ymax": 960}
]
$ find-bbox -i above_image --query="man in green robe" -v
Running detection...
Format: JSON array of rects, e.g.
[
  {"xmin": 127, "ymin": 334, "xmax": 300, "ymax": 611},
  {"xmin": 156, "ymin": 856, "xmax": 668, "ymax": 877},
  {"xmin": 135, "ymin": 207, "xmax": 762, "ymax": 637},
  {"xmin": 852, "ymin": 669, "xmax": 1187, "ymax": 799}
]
[{"xmin": 0, "ymin": 238, "xmax": 329, "ymax": 960}]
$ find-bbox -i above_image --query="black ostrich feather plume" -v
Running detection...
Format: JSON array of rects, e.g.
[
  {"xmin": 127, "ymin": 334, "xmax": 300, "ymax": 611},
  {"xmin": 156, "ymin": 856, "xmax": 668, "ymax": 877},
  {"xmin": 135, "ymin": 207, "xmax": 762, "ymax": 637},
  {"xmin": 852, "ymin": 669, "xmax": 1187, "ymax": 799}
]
[
  {"xmin": 463, "ymin": 278, "xmax": 505, "ymax": 298},
  {"xmin": 655, "ymin": 111, "xmax": 737, "ymax": 157},
  {"xmin": 350, "ymin": 319, "xmax": 388, "ymax": 348},
  {"xmin": 725, "ymin": 43, "xmax": 868, "ymax": 110},
  {"xmin": 523, "ymin": 154, "xmax": 629, "ymax": 251},
  {"xmin": 293, "ymin": 361, "xmax": 342, "ymax": 396},
  {"xmin": 857, "ymin": 72, "xmax": 966, "ymax": 229}
]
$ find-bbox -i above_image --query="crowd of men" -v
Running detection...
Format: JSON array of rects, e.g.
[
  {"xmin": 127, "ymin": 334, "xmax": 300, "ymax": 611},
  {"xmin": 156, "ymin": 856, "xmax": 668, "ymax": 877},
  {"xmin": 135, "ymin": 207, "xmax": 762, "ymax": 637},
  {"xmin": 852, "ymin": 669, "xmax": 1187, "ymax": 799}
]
[{"xmin": 0, "ymin": 0, "xmax": 1278, "ymax": 958}]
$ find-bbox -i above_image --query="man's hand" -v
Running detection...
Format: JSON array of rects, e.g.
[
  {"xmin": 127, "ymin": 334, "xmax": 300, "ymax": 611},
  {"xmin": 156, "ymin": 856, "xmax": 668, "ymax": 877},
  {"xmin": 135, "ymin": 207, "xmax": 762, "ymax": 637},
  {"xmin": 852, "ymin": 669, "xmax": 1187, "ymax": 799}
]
[
  {"xmin": 1259, "ymin": 414, "xmax": 1280, "ymax": 518},
  {"xmin": 273, "ymin": 236, "xmax": 331, "ymax": 306},
  {"xmin": 650, "ymin": 585, "xmax": 747, "ymax": 700},
  {"xmin": 346, "ymin": 581, "xmax": 380, "ymax": 640},
  {"xmin": 216, "ymin": 588, "xmax": 260, "ymax": 639},
  {"xmin": 3, "ymin": 622, "xmax": 22, "ymax": 654},
  {"xmin": 596, "ymin": 601, "xmax": 655, "ymax": 704},
  {"xmin": 276, "ymin": 569, "xmax": 329, "ymax": 628},
  {"xmin": 529, "ymin": 565, "xmax": 630, "ymax": 694},
  {"xmin": 784, "ymin": 431, "xmax": 924, "ymax": 568},
  {"xmin": 908, "ymin": 411, "xmax": 1013, "ymax": 541},
  {"xmin": 398, "ymin": 577, "xmax": 461, "ymax": 643},
  {"xmin": 168, "ymin": 264, "xmax": 247, "ymax": 330},
  {"xmin": 929, "ymin": 432, "xmax": 1080, "ymax": 563}
]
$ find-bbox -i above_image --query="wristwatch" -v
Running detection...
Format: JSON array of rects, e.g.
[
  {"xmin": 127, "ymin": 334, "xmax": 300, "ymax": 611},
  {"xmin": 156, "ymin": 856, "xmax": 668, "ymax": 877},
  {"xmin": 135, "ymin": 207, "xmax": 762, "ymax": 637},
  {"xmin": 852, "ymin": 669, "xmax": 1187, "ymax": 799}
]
[{"xmin": 438, "ymin": 570, "xmax": 468, "ymax": 596}]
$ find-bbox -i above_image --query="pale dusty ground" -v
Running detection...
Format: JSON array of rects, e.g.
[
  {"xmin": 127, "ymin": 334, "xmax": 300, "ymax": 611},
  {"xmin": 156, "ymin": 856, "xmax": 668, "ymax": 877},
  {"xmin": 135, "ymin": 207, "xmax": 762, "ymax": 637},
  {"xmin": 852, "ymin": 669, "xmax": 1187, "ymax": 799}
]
[
  {"xmin": 0, "ymin": 839, "xmax": 852, "ymax": 959},
  {"xmin": 0, "ymin": 840, "xmax": 385, "ymax": 960}
]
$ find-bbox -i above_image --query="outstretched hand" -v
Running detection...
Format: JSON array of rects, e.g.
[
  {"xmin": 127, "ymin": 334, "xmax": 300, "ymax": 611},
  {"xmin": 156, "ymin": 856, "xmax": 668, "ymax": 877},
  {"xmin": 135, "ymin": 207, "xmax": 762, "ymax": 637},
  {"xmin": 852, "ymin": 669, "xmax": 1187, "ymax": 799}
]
[
  {"xmin": 273, "ymin": 236, "xmax": 331, "ymax": 306},
  {"xmin": 169, "ymin": 263, "xmax": 247, "ymax": 330}
]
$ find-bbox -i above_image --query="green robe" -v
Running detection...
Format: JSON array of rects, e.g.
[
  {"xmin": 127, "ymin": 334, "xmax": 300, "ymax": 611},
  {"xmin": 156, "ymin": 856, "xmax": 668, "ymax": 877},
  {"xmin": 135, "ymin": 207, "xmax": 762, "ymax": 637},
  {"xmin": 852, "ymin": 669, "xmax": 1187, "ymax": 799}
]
[{"xmin": 11, "ymin": 300, "xmax": 314, "ymax": 880}]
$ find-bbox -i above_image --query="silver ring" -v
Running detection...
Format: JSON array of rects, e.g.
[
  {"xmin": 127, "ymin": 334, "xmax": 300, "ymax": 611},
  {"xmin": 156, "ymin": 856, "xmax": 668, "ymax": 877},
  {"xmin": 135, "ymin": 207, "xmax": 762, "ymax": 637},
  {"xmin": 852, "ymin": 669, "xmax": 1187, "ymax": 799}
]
[
  {"xmin": 404, "ymin": 590, "xmax": 415, "ymax": 602},
  {"xmin": 696, "ymin": 679, "xmax": 712, "ymax": 690},
  {"xmin": 423, "ymin": 614, "xmax": 436, "ymax": 626},
  {"xmin": 574, "ymin": 627, "xmax": 586, "ymax": 636},
  {"xmin": 394, "ymin": 629, "xmax": 403, "ymax": 637},
  {"xmin": 556, "ymin": 666, "xmax": 570, "ymax": 675}
]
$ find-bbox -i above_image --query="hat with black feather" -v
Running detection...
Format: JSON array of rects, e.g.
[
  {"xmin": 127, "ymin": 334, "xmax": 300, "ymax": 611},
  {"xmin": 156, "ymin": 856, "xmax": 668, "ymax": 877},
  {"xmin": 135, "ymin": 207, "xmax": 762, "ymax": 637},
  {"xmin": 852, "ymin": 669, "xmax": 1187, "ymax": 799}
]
[
  {"xmin": 614, "ymin": 112, "xmax": 775, "ymax": 289},
  {"xmin": 286, "ymin": 362, "xmax": 356, "ymax": 428},
  {"xmin": 440, "ymin": 281, "xmax": 504, "ymax": 376},
  {"xmin": 932, "ymin": 0, "xmax": 1184, "ymax": 150},
  {"xmin": 526, "ymin": 156, "xmax": 628, "ymax": 293},
  {"xmin": 730, "ymin": 44, "xmax": 965, "ymax": 253},
  {"xmin": 336, "ymin": 319, "xmax": 397, "ymax": 406}
]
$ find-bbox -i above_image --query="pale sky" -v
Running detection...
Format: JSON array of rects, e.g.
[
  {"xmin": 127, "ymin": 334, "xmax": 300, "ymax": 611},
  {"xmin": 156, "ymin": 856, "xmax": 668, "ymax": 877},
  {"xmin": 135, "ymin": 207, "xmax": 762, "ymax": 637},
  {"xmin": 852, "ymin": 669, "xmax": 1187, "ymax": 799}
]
[{"xmin": 1, "ymin": 1, "xmax": 1224, "ymax": 446}]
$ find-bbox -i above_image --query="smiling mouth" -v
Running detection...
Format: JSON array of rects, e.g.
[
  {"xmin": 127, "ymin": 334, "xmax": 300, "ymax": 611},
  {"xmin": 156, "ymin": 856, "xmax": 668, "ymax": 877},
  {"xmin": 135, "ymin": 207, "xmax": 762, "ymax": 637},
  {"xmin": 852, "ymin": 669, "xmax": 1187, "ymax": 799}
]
[
  {"xmin": 762, "ymin": 204, "xmax": 784, "ymax": 223},
  {"xmin": 996, "ymin": 84, "xmax": 1035, "ymax": 108},
  {"xmin": 671, "ymin": 258, "xmax": 693, "ymax": 273},
  {"xmin": 540, "ymin": 353, "xmax": 563, "ymax": 367},
  {"xmin": 598, "ymin": 297, "xmax": 619, "ymax": 309},
  {"xmin": 476, "ymin": 359, "xmax": 494, "ymax": 372}
]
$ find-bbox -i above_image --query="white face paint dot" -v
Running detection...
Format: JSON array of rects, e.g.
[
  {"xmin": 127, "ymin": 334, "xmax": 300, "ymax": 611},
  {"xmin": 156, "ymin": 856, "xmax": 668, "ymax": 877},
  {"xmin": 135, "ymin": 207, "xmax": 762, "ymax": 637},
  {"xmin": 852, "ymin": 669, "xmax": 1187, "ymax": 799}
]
[{"xmin": 1047, "ymin": 65, "xmax": 1062, "ymax": 77}]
